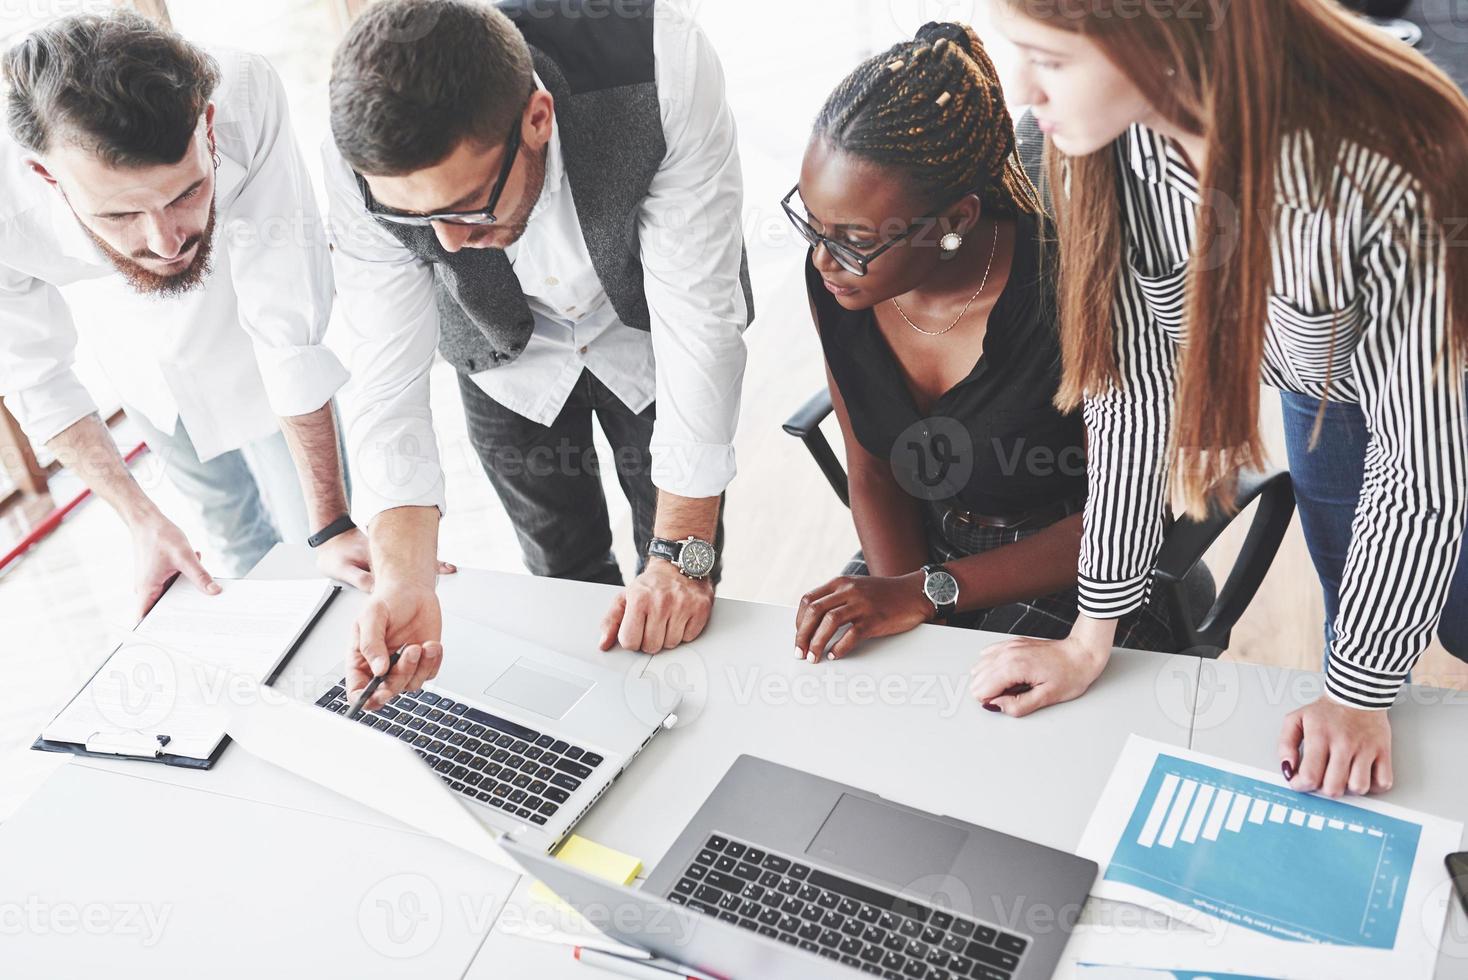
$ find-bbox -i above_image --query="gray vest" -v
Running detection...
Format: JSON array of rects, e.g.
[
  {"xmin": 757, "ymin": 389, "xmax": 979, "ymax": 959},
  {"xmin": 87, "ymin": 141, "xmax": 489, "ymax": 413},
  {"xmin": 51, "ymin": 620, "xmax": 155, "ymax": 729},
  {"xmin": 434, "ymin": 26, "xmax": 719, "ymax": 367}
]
[{"xmin": 366, "ymin": 0, "xmax": 754, "ymax": 375}]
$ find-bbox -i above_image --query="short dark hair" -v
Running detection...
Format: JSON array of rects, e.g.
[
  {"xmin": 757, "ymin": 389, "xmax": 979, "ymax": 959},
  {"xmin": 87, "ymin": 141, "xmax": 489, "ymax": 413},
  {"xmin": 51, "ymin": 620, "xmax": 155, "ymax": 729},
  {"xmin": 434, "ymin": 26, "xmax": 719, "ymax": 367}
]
[
  {"xmin": 3, "ymin": 11, "xmax": 219, "ymax": 168},
  {"xmin": 331, "ymin": 0, "xmax": 534, "ymax": 176}
]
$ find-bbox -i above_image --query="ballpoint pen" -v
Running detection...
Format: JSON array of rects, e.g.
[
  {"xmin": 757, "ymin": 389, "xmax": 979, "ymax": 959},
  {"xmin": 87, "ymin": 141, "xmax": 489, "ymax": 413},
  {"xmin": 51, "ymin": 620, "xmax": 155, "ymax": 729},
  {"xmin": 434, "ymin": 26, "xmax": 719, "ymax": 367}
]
[{"xmin": 344, "ymin": 645, "xmax": 406, "ymax": 720}]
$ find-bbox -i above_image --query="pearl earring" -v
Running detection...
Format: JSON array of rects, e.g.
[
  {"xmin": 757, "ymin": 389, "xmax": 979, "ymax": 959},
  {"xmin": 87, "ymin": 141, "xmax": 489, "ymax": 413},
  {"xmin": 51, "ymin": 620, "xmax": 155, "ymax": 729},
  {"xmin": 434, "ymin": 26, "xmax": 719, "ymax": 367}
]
[{"xmin": 940, "ymin": 232, "xmax": 963, "ymax": 253}]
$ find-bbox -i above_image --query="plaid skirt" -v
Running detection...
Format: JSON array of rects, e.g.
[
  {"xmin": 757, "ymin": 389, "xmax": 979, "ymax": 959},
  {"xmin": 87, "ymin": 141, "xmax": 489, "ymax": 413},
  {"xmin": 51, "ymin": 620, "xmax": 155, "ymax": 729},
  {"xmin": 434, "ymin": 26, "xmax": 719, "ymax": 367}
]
[{"xmin": 840, "ymin": 498, "xmax": 1177, "ymax": 653}]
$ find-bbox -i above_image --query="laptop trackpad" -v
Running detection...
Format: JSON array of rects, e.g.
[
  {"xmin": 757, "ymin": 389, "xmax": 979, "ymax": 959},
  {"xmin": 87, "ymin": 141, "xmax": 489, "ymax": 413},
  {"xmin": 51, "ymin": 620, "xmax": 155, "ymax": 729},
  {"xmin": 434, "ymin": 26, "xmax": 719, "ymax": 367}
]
[
  {"xmin": 484, "ymin": 659, "xmax": 593, "ymax": 720},
  {"xmin": 806, "ymin": 793, "xmax": 966, "ymax": 886}
]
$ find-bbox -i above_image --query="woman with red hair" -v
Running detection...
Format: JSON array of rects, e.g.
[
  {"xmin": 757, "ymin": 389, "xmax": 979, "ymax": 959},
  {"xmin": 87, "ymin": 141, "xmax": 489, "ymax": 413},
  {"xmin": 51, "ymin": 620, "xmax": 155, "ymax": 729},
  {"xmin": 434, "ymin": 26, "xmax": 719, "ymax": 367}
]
[{"xmin": 972, "ymin": 0, "xmax": 1468, "ymax": 799}]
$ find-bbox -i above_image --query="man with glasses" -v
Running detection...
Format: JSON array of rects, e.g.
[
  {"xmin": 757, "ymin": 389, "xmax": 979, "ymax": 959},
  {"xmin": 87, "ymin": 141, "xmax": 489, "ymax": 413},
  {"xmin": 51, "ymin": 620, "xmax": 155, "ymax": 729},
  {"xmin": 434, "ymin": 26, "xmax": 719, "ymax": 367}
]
[{"xmin": 321, "ymin": 0, "xmax": 752, "ymax": 704}]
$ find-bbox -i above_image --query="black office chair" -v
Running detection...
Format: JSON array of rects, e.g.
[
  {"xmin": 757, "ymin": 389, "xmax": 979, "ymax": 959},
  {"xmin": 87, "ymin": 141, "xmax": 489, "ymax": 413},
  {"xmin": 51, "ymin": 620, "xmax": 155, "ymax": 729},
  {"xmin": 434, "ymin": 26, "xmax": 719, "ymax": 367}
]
[
  {"xmin": 783, "ymin": 389, "xmax": 1297, "ymax": 658},
  {"xmin": 1341, "ymin": 0, "xmax": 1409, "ymax": 16},
  {"xmin": 1340, "ymin": 0, "xmax": 1421, "ymax": 46}
]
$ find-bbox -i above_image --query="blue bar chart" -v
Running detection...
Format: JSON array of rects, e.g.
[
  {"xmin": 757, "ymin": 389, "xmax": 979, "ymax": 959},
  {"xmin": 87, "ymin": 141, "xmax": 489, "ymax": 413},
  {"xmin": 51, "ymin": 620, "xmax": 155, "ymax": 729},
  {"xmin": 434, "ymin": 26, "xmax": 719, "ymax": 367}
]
[{"xmin": 1104, "ymin": 754, "xmax": 1421, "ymax": 948}]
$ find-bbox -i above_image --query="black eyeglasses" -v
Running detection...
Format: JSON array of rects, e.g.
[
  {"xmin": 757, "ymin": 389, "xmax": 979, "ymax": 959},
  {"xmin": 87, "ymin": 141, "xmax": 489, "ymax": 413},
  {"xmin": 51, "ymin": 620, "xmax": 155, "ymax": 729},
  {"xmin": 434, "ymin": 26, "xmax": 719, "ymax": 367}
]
[
  {"xmin": 364, "ymin": 122, "xmax": 524, "ymax": 227},
  {"xmin": 781, "ymin": 184, "xmax": 932, "ymax": 277}
]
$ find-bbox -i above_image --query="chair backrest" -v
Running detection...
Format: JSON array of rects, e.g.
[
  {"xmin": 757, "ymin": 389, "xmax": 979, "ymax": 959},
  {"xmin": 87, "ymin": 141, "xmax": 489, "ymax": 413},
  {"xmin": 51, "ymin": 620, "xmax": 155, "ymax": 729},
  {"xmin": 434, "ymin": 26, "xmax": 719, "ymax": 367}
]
[{"xmin": 1152, "ymin": 470, "xmax": 1297, "ymax": 656}]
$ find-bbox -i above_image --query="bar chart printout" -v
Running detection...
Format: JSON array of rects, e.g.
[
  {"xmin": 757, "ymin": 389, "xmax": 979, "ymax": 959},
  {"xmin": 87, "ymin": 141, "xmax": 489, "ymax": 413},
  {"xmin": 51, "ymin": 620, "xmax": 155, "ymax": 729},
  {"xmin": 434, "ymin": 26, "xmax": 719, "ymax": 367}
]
[{"xmin": 1104, "ymin": 754, "xmax": 1421, "ymax": 948}]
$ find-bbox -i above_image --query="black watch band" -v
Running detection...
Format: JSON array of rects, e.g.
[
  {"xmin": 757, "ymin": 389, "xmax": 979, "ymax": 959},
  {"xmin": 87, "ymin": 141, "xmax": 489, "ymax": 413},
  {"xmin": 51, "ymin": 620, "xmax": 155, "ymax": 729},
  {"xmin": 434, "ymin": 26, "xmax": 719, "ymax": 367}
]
[
  {"xmin": 308, "ymin": 515, "xmax": 357, "ymax": 549},
  {"xmin": 646, "ymin": 537, "xmax": 684, "ymax": 565}
]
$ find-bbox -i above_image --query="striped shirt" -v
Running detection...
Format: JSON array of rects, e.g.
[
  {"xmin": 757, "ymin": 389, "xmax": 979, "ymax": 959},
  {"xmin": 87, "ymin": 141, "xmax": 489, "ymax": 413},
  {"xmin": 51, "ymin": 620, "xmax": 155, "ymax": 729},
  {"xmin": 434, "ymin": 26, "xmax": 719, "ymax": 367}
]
[{"xmin": 1080, "ymin": 123, "xmax": 1468, "ymax": 710}]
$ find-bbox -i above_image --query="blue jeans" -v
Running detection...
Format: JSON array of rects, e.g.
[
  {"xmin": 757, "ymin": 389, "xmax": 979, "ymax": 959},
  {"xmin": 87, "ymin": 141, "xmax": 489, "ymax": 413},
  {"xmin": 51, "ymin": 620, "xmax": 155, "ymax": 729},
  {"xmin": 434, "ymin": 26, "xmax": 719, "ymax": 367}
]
[
  {"xmin": 127, "ymin": 409, "xmax": 310, "ymax": 577},
  {"xmin": 1280, "ymin": 391, "xmax": 1468, "ymax": 673}
]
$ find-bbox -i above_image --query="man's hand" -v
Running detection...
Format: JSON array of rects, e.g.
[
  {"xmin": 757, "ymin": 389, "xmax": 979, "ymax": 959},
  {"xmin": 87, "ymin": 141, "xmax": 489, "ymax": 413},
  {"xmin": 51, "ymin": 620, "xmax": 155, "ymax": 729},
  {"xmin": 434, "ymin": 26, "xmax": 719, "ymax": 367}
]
[
  {"xmin": 600, "ymin": 559, "xmax": 713, "ymax": 654},
  {"xmin": 1278, "ymin": 696, "xmax": 1394, "ymax": 798},
  {"xmin": 794, "ymin": 573, "xmax": 932, "ymax": 663},
  {"xmin": 348, "ymin": 580, "xmax": 443, "ymax": 711},
  {"xmin": 313, "ymin": 526, "xmax": 457, "ymax": 593},
  {"xmin": 131, "ymin": 514, "xmax": 220, "ymax": 619}
]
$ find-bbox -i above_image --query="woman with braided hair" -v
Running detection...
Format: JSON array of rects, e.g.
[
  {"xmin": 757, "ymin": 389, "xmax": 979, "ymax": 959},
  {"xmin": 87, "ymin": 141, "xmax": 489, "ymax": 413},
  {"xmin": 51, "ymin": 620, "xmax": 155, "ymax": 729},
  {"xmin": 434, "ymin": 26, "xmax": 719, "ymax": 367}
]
[{"xmin": 791, "ymin": 22, "xmax": 1175, "ymax": 664}]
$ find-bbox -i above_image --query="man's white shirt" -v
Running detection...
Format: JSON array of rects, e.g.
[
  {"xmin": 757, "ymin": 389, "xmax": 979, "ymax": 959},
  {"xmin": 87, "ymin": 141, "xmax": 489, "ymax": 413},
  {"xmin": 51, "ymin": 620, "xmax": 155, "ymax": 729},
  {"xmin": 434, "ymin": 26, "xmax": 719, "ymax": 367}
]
[
  {"xmin": 0, "ymin": 49, "xmax": 344, "ymax": 462},
  {"xmin": 322, "ymin": 3, "xmax": 750, "ymax": 523}
]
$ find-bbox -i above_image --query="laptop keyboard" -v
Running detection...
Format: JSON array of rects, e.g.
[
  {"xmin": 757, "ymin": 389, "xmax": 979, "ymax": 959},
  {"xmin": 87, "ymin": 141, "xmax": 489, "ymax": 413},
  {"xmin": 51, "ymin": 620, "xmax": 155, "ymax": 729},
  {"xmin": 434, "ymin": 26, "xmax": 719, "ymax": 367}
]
[
  {"xmin": 668, "ymin": 833, "xmax": 1028, "ymax": 980},
  {"xmin": 314, "ymin": 682, "xmax": 604, "ymax": 826}
]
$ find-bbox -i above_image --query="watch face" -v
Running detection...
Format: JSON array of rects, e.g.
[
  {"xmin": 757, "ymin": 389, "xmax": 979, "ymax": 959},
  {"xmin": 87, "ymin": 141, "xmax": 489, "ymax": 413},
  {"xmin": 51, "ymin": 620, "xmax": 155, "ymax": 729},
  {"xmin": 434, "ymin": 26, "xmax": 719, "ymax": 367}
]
[
  {"xmin": 925, "ymin": 570, "xmax": 959, "ymax": 607},
  {"xmin": 679, "ymin": 538, "xmax": 717, "ymax": 578}
]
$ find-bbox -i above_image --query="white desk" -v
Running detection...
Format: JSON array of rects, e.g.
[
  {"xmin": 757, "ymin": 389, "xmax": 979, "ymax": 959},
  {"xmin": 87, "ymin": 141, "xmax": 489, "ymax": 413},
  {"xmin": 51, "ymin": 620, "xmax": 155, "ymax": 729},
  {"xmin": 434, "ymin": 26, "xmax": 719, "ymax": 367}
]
[{"xmin": 6, "ymin": 544, "xmax": 1465, "ymax": 978}]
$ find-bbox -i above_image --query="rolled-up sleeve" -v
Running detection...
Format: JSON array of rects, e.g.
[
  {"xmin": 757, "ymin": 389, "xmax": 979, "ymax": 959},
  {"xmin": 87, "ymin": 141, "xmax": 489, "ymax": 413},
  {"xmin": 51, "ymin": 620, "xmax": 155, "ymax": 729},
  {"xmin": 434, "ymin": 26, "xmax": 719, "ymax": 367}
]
[
  {"xmin": 1325, "ymin": 190, "xmax": 1468, "ymax": 710},
  {"xmin": 638, "ymin": 5, "xmax": 750, "ymax": 499},
  {"xmin": 224, "ymin": 54, "xmax": 348, "ymax": 418},
  {"xmin": 0, "ymin": 260, "xmax": 96, "ymax": 445},
  {"xmin": 321, "ymin": 142, "xmax": 446, "ymax": 524}
]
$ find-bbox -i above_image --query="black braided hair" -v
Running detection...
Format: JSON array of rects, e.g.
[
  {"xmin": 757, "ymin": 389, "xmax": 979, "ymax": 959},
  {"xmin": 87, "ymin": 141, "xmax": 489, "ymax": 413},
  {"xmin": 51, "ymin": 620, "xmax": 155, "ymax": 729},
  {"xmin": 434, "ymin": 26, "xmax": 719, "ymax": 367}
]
[{"xmin": 813, "ymin": 22, "xmax": 1040, "ymax": 218}]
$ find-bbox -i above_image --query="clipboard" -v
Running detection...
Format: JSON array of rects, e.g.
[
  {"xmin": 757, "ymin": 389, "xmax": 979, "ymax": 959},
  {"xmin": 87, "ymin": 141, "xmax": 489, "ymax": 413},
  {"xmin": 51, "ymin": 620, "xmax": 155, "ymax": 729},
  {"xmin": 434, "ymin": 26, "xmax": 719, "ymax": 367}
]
[{"xmin": 31, "ymin": 580, "xmax": 341, "ymax": 770}]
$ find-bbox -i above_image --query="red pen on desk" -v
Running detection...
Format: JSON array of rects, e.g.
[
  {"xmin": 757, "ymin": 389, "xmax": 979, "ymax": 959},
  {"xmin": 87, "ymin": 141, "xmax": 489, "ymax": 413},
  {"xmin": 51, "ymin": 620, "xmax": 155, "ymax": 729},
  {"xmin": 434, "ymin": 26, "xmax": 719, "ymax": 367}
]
[{"xmin": 573, "ymin": 946, "xmax": 697, "ymax": 980}]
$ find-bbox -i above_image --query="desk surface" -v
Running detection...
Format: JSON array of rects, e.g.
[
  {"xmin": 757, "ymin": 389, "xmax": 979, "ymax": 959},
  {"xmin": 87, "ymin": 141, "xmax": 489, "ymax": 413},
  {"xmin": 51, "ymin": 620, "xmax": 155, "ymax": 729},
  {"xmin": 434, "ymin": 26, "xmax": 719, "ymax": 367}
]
[{"xmin": 9, "ymin": 544, "xmax": 1468, "ymax": 978}]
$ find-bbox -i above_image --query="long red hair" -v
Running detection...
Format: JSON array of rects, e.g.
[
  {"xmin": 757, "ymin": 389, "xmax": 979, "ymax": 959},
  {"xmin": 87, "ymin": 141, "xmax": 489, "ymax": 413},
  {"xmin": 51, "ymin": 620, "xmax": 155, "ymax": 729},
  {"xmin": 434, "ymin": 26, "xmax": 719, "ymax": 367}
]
[{"xmin": 998, "ymin": 0, "xmax": 1468, "ymax": 516}]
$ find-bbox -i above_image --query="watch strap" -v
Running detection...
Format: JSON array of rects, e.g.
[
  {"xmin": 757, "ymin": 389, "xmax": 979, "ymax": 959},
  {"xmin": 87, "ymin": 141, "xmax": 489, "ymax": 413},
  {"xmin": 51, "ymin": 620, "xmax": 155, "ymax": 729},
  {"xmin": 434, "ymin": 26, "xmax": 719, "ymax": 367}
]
[
  {"xmin": 308, "ymin": 514, "xmax": 357, "ymax": 549},
  {"xmin": 647, "ymin": 537, "xmax": 684, "ymax": 566}
]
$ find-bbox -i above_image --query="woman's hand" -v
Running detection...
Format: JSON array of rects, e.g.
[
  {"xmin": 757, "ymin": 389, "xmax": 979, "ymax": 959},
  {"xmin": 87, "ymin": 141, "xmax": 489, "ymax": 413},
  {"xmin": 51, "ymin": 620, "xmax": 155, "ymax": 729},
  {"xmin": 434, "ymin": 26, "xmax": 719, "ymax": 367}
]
[
  {"xmin": 969, "ymin": 625, "xmax": 1114, "ymax": 717},
  {"xmin": 794, "ymin": 573, "xmax": 934, "ymax": 663},
  {"xmin": 1278, "ymin": 697, "xmax": 1393, "ymax": 797}
]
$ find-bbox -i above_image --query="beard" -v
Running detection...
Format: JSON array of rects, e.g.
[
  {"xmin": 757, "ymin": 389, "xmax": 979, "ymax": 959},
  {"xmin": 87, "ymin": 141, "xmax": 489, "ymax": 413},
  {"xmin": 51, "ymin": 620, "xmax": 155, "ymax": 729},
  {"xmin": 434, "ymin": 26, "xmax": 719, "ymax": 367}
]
[
  {"xmin": 82, "ymin": 198, "xmax": 217, "ymax": 298},
  {"xmin": 461, "ymin": 145, "xmax": 548, "ymax": 250}
]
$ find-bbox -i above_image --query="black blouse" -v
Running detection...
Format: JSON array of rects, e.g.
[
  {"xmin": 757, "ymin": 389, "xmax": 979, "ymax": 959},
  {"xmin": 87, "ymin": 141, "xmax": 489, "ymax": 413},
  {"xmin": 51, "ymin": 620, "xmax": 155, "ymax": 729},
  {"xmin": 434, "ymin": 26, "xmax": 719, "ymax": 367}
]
[{"xmin": 807, "ymin": 209, "xmax": 1087, "ymax": 516}]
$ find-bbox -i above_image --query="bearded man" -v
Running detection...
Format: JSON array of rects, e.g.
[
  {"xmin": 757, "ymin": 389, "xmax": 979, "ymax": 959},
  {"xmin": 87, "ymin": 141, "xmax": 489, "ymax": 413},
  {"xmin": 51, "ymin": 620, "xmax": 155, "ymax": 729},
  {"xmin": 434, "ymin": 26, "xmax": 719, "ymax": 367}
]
[{"xmin": 0, "ymin": 11, "xmax": 380, "ymax": 613}]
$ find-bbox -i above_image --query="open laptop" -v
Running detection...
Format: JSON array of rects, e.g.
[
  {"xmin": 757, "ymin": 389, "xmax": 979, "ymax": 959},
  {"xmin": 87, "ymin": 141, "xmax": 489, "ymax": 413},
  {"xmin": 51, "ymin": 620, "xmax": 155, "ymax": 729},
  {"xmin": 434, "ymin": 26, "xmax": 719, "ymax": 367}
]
[
  {"xmin": 230, "ymin": 688, "xmax": 1092, "ymax": 979},
  {"xmin": 310, "ymin": 613, "xmax": 676, "ymax": 852},
  {"xmin": 506, "ymin": 756, "xmax": 1097, "ymax": 980}
]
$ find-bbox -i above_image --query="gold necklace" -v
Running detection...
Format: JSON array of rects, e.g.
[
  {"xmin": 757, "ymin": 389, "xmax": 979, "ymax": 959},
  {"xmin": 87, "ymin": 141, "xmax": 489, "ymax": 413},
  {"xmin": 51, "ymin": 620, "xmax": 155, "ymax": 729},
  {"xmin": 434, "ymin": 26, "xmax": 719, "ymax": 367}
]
[{"xmin": 891, "ymin": 221, "xmax": 1000, "ymax": 337}]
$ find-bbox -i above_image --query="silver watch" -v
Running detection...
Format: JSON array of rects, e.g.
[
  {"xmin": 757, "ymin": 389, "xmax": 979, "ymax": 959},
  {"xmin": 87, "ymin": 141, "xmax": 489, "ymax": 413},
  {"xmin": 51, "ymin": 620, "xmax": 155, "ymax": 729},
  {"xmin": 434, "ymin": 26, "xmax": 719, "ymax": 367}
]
[
  {"xmin": 921, "ymin": 564, "xmax": 959, "ymax": 618},
  {"xmin": 647, "ymin": 536, "xmax": 717, "ymax": 580}
]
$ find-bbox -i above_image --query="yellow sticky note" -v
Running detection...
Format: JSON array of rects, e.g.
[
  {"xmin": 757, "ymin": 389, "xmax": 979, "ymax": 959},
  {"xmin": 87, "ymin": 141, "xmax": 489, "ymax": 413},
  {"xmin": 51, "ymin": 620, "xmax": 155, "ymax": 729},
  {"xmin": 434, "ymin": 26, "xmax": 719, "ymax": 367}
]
[{"xmin": 529, "ymin": 834, "xmax": 643, "ymax": 910}]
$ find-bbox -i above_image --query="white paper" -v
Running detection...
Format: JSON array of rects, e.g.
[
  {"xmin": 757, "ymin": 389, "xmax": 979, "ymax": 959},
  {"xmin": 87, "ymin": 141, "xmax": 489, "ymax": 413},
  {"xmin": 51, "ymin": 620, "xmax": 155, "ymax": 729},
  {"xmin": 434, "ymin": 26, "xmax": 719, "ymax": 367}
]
[
  {"xmin": 42, "ymin": 578, "xmax": 333, "ymax": 760},
  {"xmin": 225, "ymin": 683, "xmax": 518, "ymax": 873},
  {"xmin": 1072, "ymin": 964, "xmax": 1281, "ymax": 980},
  {"xmin": 1072, "ymin": 735, "xmax": 1463, "ymax": 980},
  {"xmin": 133, "ymin": 577, "xmax": 331, "ymax": 658},
  {"xmin": 493, "ymin": 881, "xmax": 652, "ymax": 960},
  {"xmin": 226, "ymin": 686, "xmax": 665, "ymax": 961}
]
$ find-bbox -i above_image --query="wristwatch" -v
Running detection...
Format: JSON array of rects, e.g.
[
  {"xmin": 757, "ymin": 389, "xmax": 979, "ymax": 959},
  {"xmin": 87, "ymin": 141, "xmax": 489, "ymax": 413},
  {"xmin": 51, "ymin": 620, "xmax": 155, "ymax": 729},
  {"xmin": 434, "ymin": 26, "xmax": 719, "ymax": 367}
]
[
  {"xmin": 647, "ymin": 536, "xmax": 718, "ymax": 580},
  {"xmin": 308, "ymin": 514, "xmax": 357, "ymax": 549},
  {"xmin": 921, "ymin": 563, "xmax": 959, "ymax": 619}
]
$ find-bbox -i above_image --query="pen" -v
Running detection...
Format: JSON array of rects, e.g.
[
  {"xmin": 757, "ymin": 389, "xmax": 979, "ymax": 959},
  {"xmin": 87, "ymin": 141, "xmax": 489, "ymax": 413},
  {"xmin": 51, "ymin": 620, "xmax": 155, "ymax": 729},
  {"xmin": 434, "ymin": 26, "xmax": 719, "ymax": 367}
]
[
  {"xmin": 573, "ymin": 946, "xmax": 697, "ymax": 980},
  {"xmin": 344, "ymin": 645, "xmax": 405, "ymax": 720}
]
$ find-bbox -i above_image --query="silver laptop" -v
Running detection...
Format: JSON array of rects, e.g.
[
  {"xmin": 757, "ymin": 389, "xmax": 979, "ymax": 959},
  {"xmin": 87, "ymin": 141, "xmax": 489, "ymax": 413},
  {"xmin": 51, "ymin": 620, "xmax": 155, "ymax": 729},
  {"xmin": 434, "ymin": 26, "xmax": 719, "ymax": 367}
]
[
  {"xmin": 504, "ymin": 755, "xmax": 1097, "ymax": 980},
  {"xmin": 312, "ymin": 613, "xmax": 676, "ymax": 852}
]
